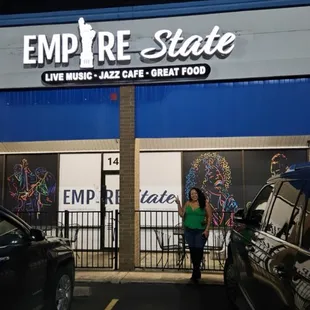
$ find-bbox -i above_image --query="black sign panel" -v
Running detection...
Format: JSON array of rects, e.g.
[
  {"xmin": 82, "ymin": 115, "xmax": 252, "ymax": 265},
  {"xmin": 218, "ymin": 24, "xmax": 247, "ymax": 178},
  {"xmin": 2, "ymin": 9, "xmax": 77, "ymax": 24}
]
[{"xmin": 41, "ymin": 64, "xmax": 211, "ymax": 86}]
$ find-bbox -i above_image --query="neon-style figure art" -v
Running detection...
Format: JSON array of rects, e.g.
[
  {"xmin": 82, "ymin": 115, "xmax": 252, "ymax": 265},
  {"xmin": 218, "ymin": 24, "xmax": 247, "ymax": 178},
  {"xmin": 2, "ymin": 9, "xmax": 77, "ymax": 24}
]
[
  {"xmin": 185, "ymin": 152, "xmax": 238, "ymax": 227},
  {"xmin": 270, "ymin": 153, "xmax": 289, "ymax": 176},
  {"xmin": 7, "ymin": 159, "xmax": 56, "ymax": 218}
]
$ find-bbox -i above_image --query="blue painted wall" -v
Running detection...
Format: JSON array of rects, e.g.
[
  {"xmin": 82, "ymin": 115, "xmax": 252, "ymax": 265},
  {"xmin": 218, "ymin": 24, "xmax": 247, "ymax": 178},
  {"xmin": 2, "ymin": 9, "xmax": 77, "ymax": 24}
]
[
  {"xmin": 1, "ymin": 0, "xmax": 310, "ymax": 26},
  {"xmin": 0, "ymin": 87, "xmax": 119, "ymax": 142},
  {"xmin": 135, "ymin": 78, "xmax": 310, "ymax": 138}
]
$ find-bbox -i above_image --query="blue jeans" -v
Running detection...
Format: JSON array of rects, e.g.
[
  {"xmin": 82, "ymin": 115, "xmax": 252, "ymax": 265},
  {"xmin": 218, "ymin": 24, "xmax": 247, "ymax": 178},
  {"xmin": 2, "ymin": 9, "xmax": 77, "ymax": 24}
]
[{"xmin": 184, "ymin": 227, "xmax": 207, "ymax": 249}]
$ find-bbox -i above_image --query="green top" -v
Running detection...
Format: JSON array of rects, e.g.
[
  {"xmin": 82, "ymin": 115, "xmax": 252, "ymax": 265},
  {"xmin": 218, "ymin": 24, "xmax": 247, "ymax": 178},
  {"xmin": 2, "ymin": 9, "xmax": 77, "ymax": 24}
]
[{"xmin": 183, "ymin": 205, "xmax": 206, "ymax": 230}]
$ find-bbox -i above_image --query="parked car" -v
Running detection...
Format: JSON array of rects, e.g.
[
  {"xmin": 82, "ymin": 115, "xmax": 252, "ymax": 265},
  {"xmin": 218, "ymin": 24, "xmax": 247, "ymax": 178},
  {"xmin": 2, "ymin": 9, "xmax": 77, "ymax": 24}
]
[
  {"xmin": 0, "ymin": 205, "xmax": 75, "ymax": 310},
  {"xmin": 224, "ymin": 162, "xmax": 310, "ymax": 310}
]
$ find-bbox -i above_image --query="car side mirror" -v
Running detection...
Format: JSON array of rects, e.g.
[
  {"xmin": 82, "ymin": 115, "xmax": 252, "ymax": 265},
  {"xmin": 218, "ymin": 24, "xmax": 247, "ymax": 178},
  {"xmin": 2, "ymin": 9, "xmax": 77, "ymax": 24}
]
[
  {"xmin": 30, "ymin": 228, "xmax": 45, "ymax": 242},
  {"xmin": 246, "ymin": 201, "xmax": 252, "ymax": 209},
  {"xmin": 234, "ymin": 208, "xmax": 245, "ymax": 222}
]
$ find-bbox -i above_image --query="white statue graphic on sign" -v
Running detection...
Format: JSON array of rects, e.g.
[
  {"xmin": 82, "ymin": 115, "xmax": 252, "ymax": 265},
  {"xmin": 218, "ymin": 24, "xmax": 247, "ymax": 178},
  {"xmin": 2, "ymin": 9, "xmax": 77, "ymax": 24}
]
[{"xmin": 78, "ymin": 17, "xmax": 96, "ymax": 69}]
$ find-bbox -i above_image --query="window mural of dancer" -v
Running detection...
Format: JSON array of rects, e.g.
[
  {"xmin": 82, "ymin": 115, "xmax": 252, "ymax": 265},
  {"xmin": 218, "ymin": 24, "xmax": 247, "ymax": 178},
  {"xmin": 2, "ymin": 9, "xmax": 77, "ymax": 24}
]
[
  {"xmin": 270, "ymin": 153, "xmax": 289, "ymax": 176},
  {"xmin": 6, "ymin": 156, "xmax": 57, "ymax": 222},
  {"xmin": 184, "ymin": 152, "xmax": 241, "ymax": 227},
  {"xmin": 244, "ymin": 149, "xmax": 307, "ymax": 204}
]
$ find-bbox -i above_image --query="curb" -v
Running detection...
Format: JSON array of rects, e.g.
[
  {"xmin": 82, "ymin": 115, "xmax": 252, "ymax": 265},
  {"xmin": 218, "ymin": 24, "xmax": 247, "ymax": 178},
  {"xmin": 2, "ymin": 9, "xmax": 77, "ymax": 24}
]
[
  {"xmin": 119, "ymin": 279, "xmax": 224, "ymax": 285},
  {"xmin": 75, "ymin": 273, "xmax": 224, "ymax": 286},
  {"xmin": 73, "ymin": 279, "xmax": 224, "ymax": 298},
  {"xmin": 75, "ymin": 279, "xmax": 224, "ymax": 286}
]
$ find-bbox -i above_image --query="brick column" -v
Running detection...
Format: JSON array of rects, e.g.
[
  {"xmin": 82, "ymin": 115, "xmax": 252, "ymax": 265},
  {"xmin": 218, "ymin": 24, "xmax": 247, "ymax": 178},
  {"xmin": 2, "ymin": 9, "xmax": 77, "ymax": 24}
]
[{"xmin": 119, "ymin": 86, "xmax": 140, "ymax": 271}]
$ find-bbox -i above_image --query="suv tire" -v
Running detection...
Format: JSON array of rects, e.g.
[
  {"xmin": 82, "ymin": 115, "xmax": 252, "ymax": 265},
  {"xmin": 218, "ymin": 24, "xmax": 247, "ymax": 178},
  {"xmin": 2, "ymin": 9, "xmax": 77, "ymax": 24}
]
[
  {"xmin": 224, "ymin": 259, "xmax": 239, "ymax": 310},
  {"xmin": 45, "ymin": 265, "xmax": 74, "ymax": 310}
]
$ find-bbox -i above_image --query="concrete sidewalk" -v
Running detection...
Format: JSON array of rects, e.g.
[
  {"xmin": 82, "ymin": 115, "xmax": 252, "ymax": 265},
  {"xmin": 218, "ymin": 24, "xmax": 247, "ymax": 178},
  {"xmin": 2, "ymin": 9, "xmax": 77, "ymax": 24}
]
[{"xmin": 75, "ymin": 270, "xmax": 224, "ymax": 285}]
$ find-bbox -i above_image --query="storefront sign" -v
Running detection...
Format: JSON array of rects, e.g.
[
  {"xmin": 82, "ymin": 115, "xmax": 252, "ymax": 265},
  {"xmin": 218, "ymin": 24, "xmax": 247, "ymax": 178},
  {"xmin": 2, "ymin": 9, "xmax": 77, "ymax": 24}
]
[
  {"xmin": 23, "ymin": 17, "xmax": 235, "ymax": 85},
  {"xmin": 41, "ymin": 64, "xmax": 211, "ymax": 85},
  {"xmin": 1, "ymin": 7, "xmax": 310, "ymax": 90},
  {"xmin": 105, "ymin": 189, "xmax": 176, "ymax": 205}
]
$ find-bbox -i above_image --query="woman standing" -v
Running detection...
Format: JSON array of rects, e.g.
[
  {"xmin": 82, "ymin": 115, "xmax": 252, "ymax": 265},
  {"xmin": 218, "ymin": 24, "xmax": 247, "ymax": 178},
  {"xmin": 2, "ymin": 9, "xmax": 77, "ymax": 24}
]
[{"xmin": 176, "ymin": 187, "xmax": 212, "ymax": 281}]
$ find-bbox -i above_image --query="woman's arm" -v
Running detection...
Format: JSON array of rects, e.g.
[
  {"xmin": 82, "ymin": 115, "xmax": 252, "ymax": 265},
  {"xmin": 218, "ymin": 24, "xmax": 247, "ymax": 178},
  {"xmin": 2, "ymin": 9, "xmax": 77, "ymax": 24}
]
[{"xmin": 176, "ymin": 196, "xmax": 185, "ymax": 218}]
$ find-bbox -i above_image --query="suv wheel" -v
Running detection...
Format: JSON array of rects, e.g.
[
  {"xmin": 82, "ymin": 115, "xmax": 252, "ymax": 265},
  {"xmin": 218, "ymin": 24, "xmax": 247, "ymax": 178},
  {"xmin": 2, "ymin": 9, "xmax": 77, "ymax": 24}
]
[
  {"xmin": 224, "ymin": 259, "xmax": 239, "ymax": 309},
  {"xmin": 45, "ymin": 265, "xmax": 74, "ymax": 310}
]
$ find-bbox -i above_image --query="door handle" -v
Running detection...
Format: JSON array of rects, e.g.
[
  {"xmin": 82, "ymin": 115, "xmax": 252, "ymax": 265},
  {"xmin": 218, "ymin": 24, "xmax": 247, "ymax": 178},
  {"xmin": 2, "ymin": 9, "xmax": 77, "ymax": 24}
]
[
  {"xmin": 245, "ymin": 245, "xmax": 254, "ymax": 252},
  {"xmin": 0, "ymin": 256, "xmax": 10, "ymax": 263}
]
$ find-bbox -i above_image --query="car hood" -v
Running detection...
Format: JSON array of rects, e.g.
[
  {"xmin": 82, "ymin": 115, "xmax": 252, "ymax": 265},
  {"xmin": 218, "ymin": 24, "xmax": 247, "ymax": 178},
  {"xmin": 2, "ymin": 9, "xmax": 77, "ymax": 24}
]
[{"xmin": 45, "ymin": 235, "xmax": 71, "ymax": 247}]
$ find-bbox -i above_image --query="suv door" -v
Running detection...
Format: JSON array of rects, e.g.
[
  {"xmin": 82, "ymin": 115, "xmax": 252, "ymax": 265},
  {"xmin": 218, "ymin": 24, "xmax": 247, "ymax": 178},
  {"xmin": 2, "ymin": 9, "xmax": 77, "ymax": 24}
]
[
  {"xmin": 232, "ymin": 183, "xmax": 275, "ymax": 307},
  {"xmin": 250, "ymin": 180, "xmax": 304, "ymax": 309},
  {"xmin": 0, "ymin": 211, "xmax": 48, "ymax": 310},
  {"xmin": 0, "ymin": 213, "xmax": 30, "ymax": 309},
  {"xmin": 293, "ymin": 180, "xmax": 310, "ymax": 310}
]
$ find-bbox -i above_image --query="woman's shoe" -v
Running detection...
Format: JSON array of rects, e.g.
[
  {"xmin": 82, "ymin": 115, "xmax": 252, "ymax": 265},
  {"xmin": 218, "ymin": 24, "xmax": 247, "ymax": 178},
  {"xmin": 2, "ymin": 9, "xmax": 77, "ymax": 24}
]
[
  {"xmin": 196, "ymin": 269, "xmax": 201, "ymax": 279},
  {"xmin": 194, "ymin": 267, "xmax": 201, "ymax": 280},
  {"xmin": 190, "ymin": 269, "xmax": 198, "ymax": 281},
  {"xmin": 190, "ymin": 276, "xmax": 198, "ymax": 283},
  {"xmin": 191, "ymin": 268, "xmax": 200, "ymax": 282}
]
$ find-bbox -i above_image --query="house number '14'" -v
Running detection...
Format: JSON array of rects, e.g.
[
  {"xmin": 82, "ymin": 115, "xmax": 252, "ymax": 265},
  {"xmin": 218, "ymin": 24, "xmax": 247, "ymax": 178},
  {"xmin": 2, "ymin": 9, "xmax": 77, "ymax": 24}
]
[
  {"xmin": 108, "ymin": 157, "xmax": 119, "ymax": 166},
  {"xmin": 104, "ymin": 153, "xmax": 120, "ymax": 171}
]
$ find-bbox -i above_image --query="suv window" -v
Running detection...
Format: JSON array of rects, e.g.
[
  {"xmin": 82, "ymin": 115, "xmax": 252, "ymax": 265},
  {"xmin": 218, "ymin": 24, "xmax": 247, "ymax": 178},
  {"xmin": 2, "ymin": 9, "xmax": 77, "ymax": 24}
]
[
  {"xmin": 247, "ymin": 184, "xmax": 274, "ymax": 226},
  {"xmin": 265, "ymin": 180, "xmax": 304, "ymax": 243},
  {"xmin": 0, "ymin": 216, "xmax": 26, "ymax": 247}
]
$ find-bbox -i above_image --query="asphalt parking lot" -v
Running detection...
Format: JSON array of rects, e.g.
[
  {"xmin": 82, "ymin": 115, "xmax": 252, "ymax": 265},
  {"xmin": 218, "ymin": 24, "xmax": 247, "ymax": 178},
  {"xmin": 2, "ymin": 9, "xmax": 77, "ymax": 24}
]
[{"xmin": 72, "ymin": 282, "xmax": 231, "ymax": 310}]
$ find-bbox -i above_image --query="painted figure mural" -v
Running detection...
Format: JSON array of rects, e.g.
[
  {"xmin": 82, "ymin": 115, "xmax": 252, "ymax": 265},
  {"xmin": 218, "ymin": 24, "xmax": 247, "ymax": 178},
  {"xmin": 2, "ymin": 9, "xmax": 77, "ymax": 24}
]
[
  {"xmin": 7, "ymin": 158, "xmax": 56, "ymax": 218},
  {"xmin": 270, "ymin": 153, "xmax": 289, "ymax": 176},
  {"xmin": 185, "ymin": 152, "xmax": 238, "ymax": 227}
]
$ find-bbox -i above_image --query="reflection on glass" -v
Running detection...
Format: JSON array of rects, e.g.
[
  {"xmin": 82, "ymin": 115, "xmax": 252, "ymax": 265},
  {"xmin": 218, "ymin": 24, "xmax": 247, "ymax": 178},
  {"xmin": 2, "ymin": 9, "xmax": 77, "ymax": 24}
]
[{"xmin": 266, "ymin": 181, "xmax": 303, "ymax": 241}]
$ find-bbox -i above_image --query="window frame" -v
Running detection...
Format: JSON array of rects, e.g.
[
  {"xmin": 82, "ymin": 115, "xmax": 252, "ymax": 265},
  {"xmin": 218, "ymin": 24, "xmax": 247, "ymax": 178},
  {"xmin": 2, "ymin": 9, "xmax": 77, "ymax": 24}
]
[
  {"xmin": 263, "ymin": 179, "xmax": 305, "ymax": 244},
  {"xmin": 298, "ymin": 180, "xmax": 310, "ymax": 250},
  {"xmin": 245, "ymin": 182, "xmax": 276, "ymax": 229}
]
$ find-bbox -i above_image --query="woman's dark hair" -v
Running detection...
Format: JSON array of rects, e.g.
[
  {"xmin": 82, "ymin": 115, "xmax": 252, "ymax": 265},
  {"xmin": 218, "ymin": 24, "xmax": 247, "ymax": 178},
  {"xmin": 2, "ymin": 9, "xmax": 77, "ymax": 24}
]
[{"xmin": 188, "ymin": 187, "xmax": 206, "ymax": 209}]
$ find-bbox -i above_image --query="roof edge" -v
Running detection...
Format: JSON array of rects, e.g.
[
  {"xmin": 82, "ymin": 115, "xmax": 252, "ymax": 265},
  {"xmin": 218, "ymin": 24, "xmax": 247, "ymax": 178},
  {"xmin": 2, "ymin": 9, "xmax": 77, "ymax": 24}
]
[{"xmin": 1, "ymin": 0, "xmax": 310, "ymax": 27}]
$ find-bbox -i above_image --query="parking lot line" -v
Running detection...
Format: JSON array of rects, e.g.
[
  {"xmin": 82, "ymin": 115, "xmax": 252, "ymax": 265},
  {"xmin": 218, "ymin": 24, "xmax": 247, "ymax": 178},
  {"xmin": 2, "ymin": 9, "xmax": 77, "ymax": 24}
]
[{"xmin": 104, "ymin": 299, "xmax": 119, "ymax": 310}]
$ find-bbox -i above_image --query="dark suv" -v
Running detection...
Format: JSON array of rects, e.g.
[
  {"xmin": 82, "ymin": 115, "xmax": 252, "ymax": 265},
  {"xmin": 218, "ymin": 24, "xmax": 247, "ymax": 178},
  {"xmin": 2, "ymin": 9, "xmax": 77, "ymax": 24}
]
[
  {"xmin": 0, "ymin": 206, "xmax": 75, "ymax": 310},
  {"xmin": 224, "ymin": 162, "xmax": 310, "ymax": 310}
]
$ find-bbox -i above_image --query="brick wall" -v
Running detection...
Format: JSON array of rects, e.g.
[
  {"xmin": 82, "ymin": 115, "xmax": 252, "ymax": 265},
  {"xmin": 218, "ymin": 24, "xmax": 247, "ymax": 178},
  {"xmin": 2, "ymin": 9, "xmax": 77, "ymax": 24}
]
[{"xmin": 119, "ymin": 85, "xmax": 140, "ymax": 271}]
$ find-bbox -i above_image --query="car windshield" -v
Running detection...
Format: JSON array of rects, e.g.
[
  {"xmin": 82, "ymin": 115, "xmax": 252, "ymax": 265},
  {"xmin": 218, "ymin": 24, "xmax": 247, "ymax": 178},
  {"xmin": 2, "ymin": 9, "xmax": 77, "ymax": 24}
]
[
  {"xmin": 0, "ymin": 206, "xmax": 31, "ymax": 231},
  {"xmin": 0, "ymin": 218, "xmax": 18, "ymax": 237}
]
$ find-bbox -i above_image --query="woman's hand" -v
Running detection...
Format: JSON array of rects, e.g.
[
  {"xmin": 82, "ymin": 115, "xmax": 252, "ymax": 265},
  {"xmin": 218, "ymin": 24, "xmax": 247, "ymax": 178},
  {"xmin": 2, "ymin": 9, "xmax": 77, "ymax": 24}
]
[
  {"xmin": 176, "ymin": 196, "xmax": 184, "ymax": 218},
  {"xmin": 202, "ymin": 229, "xmax": 209, "ymax": 239}
]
